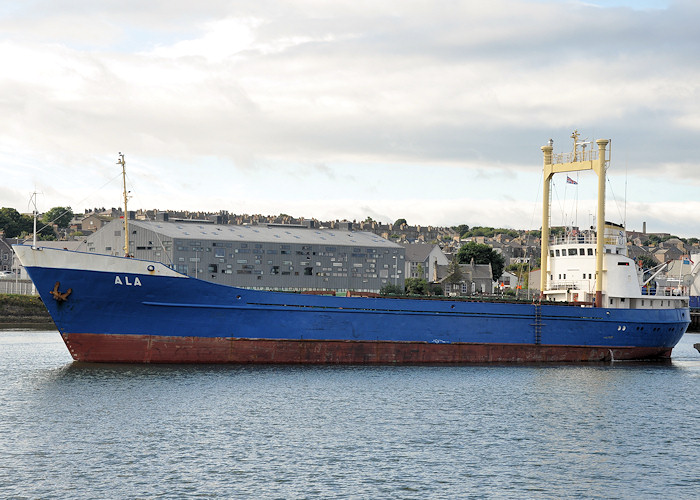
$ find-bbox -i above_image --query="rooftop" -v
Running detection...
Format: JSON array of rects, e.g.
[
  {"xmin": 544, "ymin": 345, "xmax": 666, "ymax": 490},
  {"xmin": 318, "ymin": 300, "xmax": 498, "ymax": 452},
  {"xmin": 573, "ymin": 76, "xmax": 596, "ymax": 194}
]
[{"xmin": 131, "ymin": 220, "xmax": 403, "ymax": 248}]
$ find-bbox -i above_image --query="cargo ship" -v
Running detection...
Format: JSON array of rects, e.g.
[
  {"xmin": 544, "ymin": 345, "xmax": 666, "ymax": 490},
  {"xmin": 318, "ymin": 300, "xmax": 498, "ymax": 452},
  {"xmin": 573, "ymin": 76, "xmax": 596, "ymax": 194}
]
[{"xmin": 13, "ymin": 135, "xmax": 689, "ymax": 363}]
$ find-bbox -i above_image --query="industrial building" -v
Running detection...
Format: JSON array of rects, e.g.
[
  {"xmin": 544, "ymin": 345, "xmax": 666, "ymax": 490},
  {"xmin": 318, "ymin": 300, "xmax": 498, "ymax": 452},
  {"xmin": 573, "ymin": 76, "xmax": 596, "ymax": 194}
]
[{"xmin": 83, "ymin": 218, "xmax": 405, "ymax": 293}]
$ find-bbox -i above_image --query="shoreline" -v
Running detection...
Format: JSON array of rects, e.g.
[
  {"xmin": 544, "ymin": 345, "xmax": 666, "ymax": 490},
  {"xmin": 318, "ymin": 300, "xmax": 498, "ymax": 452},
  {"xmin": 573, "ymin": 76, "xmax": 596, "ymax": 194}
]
[
  {"xmin": 0, "ymin": 293, "xmax": 54, "ymax": 328},
  {"xmin": 0, "ymin": 322, "xmax": 57, "ymax": 331}
]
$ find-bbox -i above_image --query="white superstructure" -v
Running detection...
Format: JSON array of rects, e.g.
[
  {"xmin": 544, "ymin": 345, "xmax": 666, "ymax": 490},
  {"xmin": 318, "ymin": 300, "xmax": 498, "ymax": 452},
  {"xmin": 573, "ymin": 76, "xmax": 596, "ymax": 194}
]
[{"xmin": 540, "ymin": 132, "xmax": 686, "ymax": 311}]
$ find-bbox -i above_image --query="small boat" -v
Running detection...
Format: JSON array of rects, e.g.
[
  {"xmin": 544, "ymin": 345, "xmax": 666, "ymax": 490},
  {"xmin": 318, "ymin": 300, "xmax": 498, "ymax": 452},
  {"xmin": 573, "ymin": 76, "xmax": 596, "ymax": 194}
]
[{"xmin": 13, "ymin": 135, "xmax": 689, "ymax": 363}]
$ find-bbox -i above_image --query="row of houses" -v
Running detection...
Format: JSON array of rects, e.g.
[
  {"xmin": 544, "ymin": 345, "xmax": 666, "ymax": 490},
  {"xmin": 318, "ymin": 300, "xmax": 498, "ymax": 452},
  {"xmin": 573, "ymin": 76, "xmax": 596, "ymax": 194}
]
[
  {"xmin": 67, "ymin": 208, "xmax": 700, "ymax": 269},
  {"xmin": 1, "ymin": 217, "xmax": 496, "ymax": 296},
  {"xmin": 5, "ymin": 206, "xmax": 700, "ymax": 297}
]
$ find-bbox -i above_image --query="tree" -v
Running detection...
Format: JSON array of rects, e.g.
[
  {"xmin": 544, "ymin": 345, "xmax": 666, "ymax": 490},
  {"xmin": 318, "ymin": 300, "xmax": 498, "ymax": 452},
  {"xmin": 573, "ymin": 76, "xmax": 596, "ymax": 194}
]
[
  {"xmin": 380, "ymin": 283, "xmax": 403, "ymax": 296},
  {"xmin": 637, "ymin": 254, "xmax": 659, "ymax": 270},
  {"xmin": 42, "ymin": 206, "xmax": 74, "ymax": 229},
  {"xmin": 468, "ymin": 226, "xmax": 494, "ymax": 238},
  {"xmin": 453, "ymin": 224, "xmax": 470, "ymax": 238},
  {"xmin": 446, "ymin": 257, "xmax": 463, "ymax": 285},
  {"xmin": 405, "ymin": 278, "xmax": 428, "ymax": 295},
  {"xmin": 394, "ymin": 218, "xmax": 407, "ymax": 226},
  {"xmin": 36, "ymin": 227, "xmax": 56, "ymax": 241},
  {"xmin": 457, "ymin": 241, "xmax": 505, "ymax": 281},
  {"xmin": 0, "ymin": 207, "xmax": 27, "ymax": 238},
  {"xmin": 0, "ymin": 207, "xmax": 37, "ymax": 238}
]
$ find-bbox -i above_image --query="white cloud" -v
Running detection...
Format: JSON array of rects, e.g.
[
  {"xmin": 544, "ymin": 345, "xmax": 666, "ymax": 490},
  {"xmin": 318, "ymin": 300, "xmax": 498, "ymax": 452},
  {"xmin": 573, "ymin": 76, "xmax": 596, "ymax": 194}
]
[
  {"xmin": 147, "ymin": 18, "xmax": 262, "ymax": 62},
  {"xmin": 1, "ymin": 0, "xmax": 700, "ymax": 236}
]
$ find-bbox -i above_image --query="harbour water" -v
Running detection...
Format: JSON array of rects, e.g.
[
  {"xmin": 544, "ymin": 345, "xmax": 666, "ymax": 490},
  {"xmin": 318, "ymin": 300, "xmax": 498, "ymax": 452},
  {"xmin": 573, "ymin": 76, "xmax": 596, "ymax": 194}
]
[{"xmin": 1, "ymin": 330, "xmax": 699, "ymax": 499}]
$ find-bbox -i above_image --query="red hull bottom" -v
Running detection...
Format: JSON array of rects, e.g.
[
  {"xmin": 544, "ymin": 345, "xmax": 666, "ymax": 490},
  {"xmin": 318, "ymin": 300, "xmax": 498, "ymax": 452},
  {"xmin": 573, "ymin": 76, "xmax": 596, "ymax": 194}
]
[{"xmin": 61, "ymin": 333, "xmax": 673, "ymax": 364}]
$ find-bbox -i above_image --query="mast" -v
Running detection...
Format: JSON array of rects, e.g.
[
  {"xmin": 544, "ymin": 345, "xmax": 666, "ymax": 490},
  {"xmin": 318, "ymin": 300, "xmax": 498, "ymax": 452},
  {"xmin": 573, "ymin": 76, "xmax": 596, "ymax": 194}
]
[
  {"xmin": 30, "ymin": 191, "xmax": 38, "ymax": 249},
  {"xmin": 117, "ymin": 153, "xmax": 129, "ymax": 257},
  {"xmin": 594, "ymin": 139, "xmax": 608, "ymax": 307},
  {"xmin": 540, "ymin": 133, "xmax": 609, "ymax": 307},
  {"xmin": 540, "ymin": 141, "xmax": 553, "ymax": 298}
]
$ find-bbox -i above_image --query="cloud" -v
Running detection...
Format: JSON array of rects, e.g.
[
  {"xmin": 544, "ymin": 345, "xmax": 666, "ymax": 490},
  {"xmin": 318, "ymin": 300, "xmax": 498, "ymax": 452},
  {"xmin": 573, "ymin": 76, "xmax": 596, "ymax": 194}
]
[{"xmin": 1, "ymin": 0, "xmax": 700, "ymax": 235}]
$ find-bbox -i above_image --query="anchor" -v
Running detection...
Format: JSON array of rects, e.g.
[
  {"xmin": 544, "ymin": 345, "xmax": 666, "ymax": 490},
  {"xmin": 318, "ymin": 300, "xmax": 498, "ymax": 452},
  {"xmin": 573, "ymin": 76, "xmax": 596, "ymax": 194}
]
[{"xmin": 50, "ymin": 281, "xmax": 72, "ymax": 302}]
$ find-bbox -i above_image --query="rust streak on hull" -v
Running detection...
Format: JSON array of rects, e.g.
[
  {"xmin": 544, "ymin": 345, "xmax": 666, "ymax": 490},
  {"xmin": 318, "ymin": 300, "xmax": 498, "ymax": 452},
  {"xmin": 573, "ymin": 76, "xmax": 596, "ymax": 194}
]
[{"xmin": 61, "ymin": 333, "xmax": 672, "ymax": 364}]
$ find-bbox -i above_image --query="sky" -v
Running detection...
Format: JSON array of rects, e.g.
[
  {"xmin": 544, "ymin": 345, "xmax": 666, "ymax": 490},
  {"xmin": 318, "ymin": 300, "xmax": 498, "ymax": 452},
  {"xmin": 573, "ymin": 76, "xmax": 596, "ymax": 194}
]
[{"xmin": 1, "ymin": 0, "xmax": 699, "ymax": 236}]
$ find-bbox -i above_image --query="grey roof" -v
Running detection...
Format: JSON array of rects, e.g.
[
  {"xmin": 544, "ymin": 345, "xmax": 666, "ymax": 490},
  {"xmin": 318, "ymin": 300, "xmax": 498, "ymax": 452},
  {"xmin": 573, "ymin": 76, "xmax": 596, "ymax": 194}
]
[
  {"xmin": 473, "ymin": 264, "xmax": 493, "ymax": 280},
  {"xmin": 403, "ymin": 243, "xmax": 438, "ymax": 262},
  {"xmin": 435, "ymin": 263, "xmax": 492, "ymax": 282},
  {"xmin": 130, "ymin": 220, "xmax": 402, "ymax": 248}
]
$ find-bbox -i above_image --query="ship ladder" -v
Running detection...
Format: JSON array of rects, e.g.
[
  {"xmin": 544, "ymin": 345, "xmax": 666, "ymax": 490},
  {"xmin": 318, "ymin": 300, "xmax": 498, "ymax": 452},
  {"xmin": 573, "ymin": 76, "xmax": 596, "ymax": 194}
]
[{"xmin": 533, "ymin": 303, "xmax": 542, "ymax": 345}]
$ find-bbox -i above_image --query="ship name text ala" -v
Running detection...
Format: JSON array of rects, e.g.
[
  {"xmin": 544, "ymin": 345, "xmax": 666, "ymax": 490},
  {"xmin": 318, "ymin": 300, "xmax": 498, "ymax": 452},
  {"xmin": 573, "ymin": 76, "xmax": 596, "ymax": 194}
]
[{"xmin": 114, "ymin": 275, "xmax": 142, "ymax": 286}]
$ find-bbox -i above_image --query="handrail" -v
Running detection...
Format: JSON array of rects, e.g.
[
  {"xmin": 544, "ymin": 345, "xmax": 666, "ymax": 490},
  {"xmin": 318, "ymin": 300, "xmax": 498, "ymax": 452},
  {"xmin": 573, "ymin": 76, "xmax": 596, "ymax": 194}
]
[
  {"xmin": 550, "ymin": 234, "xmax": 596, "ymax": 245},
  {"xmin": 549, "ymin": 234, "xmax": 625, "ymax": 246},
  {"xmin": 552, "ymin": 148, "xmax": 599, "ymax": 164}
]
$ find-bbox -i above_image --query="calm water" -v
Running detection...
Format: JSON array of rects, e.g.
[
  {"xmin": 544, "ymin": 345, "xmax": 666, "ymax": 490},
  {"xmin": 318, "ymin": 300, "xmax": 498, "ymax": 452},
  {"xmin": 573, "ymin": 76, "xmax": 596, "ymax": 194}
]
[{"xmin": 1, "ymin": 331, "xmax": 699, "ymax": 499}]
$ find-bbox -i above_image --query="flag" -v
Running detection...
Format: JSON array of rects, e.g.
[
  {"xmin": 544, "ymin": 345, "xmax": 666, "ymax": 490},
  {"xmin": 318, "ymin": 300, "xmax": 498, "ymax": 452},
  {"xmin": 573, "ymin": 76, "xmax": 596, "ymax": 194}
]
[{"xmin": 566, "ymin": 176, "xmax": 578, "ymax": 185}]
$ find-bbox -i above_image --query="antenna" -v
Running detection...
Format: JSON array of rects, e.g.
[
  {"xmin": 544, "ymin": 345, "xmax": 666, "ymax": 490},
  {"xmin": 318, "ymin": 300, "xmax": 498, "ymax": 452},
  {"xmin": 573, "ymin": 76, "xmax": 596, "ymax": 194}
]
[
  {"xmin": 117, "ymin": 153, "xmax": 129, "ymax": 257},
  {"xmin": 624, "ymin": 155, "xmax": 628, "ymax": 229},
  {"xmin": 30, "ymin": 191, "xmax": 39, "ymax": 248}
]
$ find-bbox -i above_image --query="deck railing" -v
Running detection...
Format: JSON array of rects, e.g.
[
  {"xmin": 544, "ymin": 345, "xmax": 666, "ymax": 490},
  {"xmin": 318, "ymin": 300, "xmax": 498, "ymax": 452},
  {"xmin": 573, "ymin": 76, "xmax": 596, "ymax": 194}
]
[
  {"xmin": 552, "ymin": 147, "xmax": 599, "ymax": 165},
  {"xmin": 550, "ymin": 233, "xmax": 625, "ymax": 247},
  {"xmin": 550, "ymin": 234, "xmax": 596, "ymax": 245}
]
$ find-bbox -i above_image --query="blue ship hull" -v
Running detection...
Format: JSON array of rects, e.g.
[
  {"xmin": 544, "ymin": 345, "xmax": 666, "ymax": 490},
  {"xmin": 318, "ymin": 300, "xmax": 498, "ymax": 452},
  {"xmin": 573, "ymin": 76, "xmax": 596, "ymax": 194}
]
[{"xmin": 16, "ymin": 246, "xmax": 689, "ymax": 364}]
